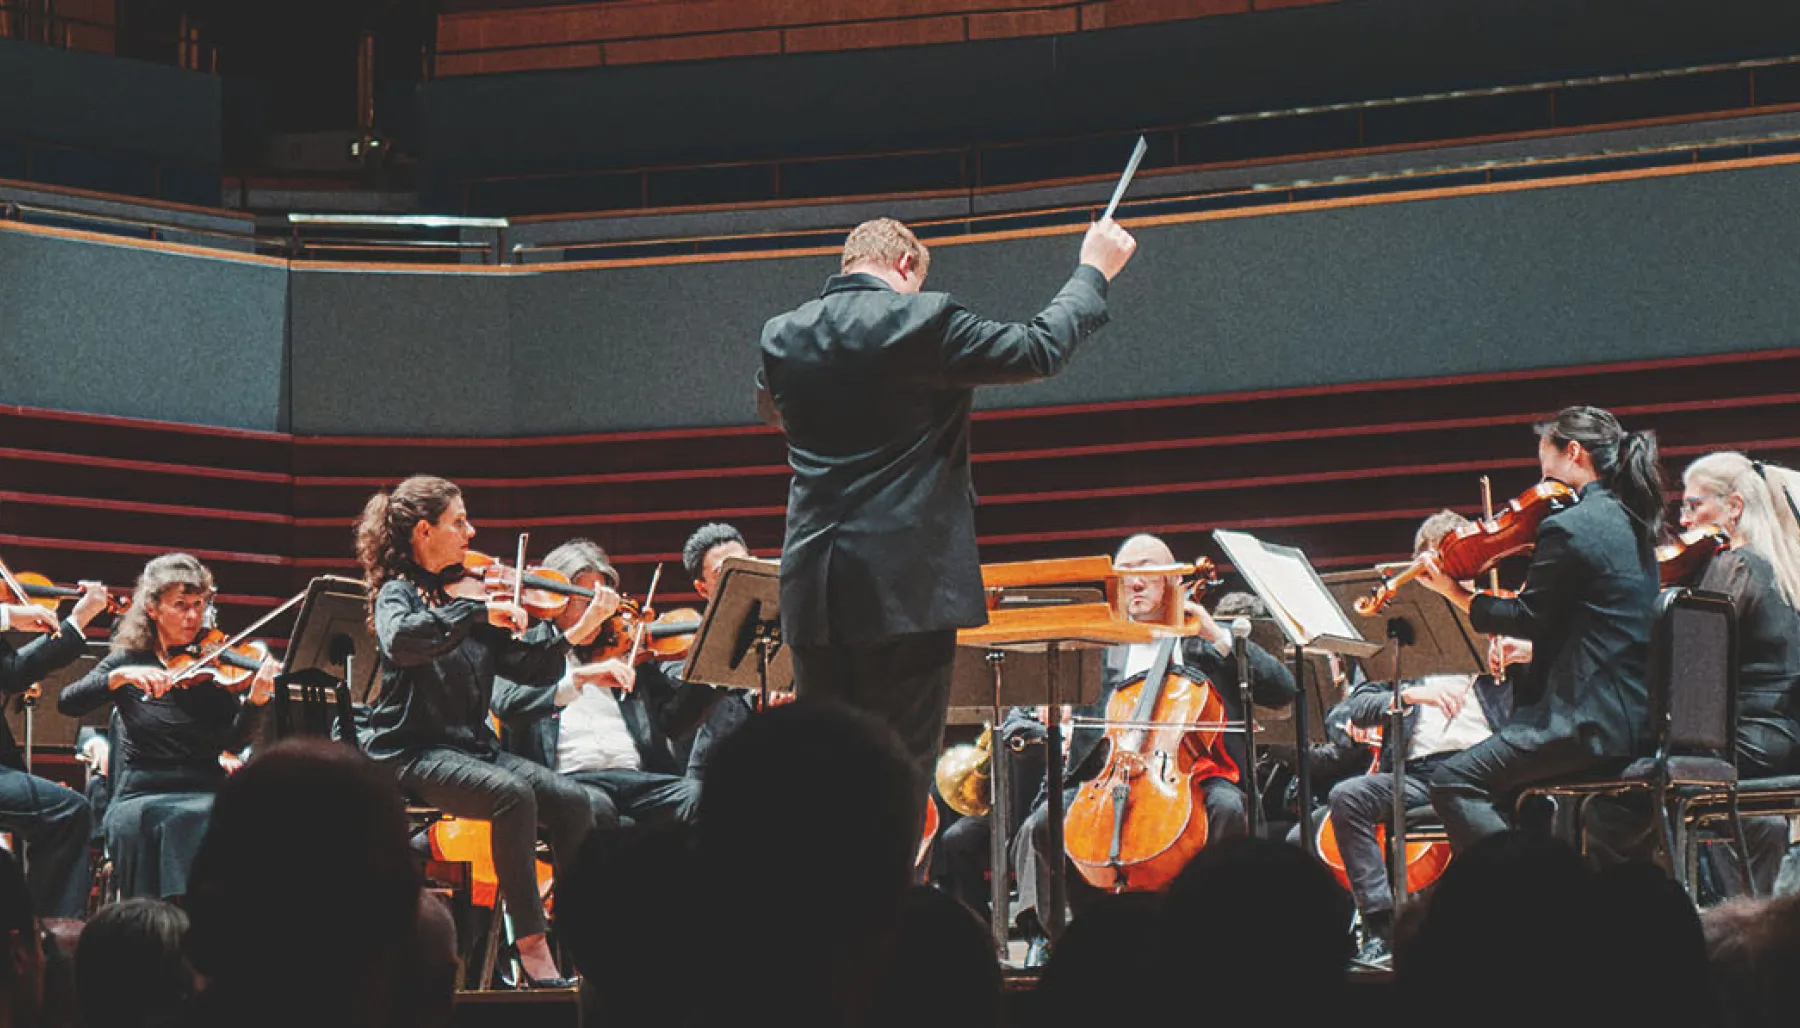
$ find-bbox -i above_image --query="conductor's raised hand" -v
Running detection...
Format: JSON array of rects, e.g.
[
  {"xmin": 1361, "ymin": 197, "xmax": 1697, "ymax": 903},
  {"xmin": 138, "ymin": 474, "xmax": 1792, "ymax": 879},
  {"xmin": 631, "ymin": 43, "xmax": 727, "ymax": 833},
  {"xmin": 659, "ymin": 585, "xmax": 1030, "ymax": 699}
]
[{"xmin": 1079, "ymin": 218, "xmax": 1137, "ymax": 281}]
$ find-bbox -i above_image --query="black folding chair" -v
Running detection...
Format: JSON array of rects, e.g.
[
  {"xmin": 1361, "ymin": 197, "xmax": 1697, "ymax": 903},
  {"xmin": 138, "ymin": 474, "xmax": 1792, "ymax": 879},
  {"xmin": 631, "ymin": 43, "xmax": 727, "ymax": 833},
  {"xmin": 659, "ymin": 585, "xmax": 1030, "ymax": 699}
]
[{"xmin": 1514, "ymin": 587, "xmax": 1750, "ymax": 897}]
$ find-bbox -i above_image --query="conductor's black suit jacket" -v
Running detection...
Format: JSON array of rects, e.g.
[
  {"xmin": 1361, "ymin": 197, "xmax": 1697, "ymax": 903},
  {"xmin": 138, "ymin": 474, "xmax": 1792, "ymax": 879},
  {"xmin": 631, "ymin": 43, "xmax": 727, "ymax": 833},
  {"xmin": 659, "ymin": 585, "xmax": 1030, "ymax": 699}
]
[{"xmin": 760, "ymin": 265, "xmax": 1111, "ymax": 647}]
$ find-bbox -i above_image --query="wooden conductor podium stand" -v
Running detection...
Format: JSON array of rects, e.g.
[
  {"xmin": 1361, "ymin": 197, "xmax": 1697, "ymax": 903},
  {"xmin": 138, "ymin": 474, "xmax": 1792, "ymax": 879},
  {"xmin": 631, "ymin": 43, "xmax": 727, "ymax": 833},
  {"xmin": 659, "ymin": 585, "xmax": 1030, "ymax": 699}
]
[{"xmin": 955, "ymin": 555, "xmax": 1202, "ymax": 954}]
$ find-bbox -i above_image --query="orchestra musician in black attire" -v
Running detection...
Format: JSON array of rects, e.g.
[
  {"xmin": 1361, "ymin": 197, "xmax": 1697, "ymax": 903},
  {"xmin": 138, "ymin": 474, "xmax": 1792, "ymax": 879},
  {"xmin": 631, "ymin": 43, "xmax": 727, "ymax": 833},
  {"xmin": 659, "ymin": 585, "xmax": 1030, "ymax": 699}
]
[
  {"xmin": 1419, "ymin": 406, "xmax": 1663, "ymax": 853},
  {"xmin": 490, "ymin": 539, "xmax": 702, "ymax": 830},
  {"xmin": 758, "ymin": 216, "xmax": 1137, "ymax": 825},
  {"xmin": 1674, "ymin": 452, "xmax": 1800, "ymax": 895},
  {"xmin": 0, "ymin": 581, "xmax": 109, "ymax": 920},
  {"xmin": 355, "ymin": 475, "xmax": 615, "ymax": 987},
  {"xmin": 58, "ymin": 553, "xmax": 279, "ymax": 902}
]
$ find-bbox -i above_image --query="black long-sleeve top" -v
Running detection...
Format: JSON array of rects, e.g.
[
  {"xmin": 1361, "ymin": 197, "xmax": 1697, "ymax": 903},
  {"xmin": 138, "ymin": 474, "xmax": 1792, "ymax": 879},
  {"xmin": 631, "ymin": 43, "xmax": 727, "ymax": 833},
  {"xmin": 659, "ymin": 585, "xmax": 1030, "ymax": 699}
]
[
  {"xmin": 1467, "ymin": 481, "xmax": 1657, "ymax": 759},
  {"xmin": 365, "ymin": 574, "xmax": 571, "ymax": 763},
  {"xmin": 58, "ymin": 648, "xmax": 259, "ymax": 780}
]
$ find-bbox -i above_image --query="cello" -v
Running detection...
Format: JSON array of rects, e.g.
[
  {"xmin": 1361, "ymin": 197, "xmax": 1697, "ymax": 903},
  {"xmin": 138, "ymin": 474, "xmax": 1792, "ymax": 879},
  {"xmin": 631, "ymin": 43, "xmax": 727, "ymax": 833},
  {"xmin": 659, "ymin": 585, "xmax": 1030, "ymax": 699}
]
[
  {"xmin": 1313, "ymin": 725, "xmax": 1452, "ymax": 894},
  {"xmin": 1063, "ymin": 562, "xmax": 1228, "ymax": 893}
]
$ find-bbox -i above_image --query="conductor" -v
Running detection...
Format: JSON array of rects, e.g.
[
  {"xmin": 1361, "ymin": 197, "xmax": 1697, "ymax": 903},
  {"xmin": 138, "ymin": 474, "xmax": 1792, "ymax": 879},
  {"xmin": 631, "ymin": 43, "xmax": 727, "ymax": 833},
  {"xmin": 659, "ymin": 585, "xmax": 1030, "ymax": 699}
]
[{"xmin": 758, "ymin": 215, "xmax": 1138, "ymax": 817}]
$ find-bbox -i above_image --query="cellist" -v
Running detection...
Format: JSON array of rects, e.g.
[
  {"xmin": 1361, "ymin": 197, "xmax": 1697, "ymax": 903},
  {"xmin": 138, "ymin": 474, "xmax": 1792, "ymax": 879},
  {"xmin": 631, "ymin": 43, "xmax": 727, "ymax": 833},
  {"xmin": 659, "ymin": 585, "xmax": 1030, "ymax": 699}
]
[
  {"xmin": 1417, "ymin": 406, "xmax": 1662, "ymax": 854},
  {"xmin": 1009, "ymin": 533, "xmax": 1294, "ymax": 961}
]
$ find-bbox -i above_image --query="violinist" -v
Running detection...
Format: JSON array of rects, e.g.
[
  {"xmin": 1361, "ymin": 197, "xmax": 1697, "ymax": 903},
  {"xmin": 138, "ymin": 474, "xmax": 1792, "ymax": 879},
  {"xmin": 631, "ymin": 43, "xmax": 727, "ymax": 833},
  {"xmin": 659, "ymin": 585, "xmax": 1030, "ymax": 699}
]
[
  {"xmin": 0, "ymin": 579, "xmax": 110, "ymax": 920},
  {"xmin": 355, "ymin": 475, "xmax": 614, "ymax": 988},
  {"xmin": 684, "ymin": 521, "xmax": 749, "ymax": 607},
  {"xmin": 1328, "ymin": 511, "xmax": 1515, "ymax": 966},
  {"xmin": 1673, "ymin": 453, "xmax": 1800, "ymax": 893},
  {"xmin": 56, "ymin": 553, "xmax": 278, "ymax": 901},
  {"xmin": 1418, "ymin": 406, "xmax": 1663, "ymax": 853},
  {"xmin": 491, "ymin": 539, "xmax": 702, "ymax": 831},
  {"xmin": 1010, "ymin": 533, "xmax": 1294, "ymax": 957}
]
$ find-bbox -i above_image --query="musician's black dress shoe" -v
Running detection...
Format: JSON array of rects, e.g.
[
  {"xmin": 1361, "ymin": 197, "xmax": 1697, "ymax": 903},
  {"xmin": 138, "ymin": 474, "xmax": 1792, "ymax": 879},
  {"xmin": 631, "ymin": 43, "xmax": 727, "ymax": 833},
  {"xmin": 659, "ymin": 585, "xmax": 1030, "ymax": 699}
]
[{"xmin": 517, "ymin": 971, "xmax": 580, "ymax": 990}]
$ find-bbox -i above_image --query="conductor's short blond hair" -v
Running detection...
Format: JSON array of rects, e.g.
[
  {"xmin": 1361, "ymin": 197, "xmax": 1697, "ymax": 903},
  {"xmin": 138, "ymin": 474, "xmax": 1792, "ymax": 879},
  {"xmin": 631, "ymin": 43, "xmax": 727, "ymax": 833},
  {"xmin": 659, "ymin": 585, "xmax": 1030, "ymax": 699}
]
[{"xmin": 841, "ymin": 218, "xmax": 930, "ymax": 278}]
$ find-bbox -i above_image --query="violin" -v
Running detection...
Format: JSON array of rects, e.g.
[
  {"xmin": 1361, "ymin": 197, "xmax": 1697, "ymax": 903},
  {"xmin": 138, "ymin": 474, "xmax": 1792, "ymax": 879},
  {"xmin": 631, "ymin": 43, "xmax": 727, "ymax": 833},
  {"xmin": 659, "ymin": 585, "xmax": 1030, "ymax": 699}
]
[
  {"xmin": 587, "ymin": 601, "xmax": 703, "ymax": 664},
  {"xmin": 639, "ymin": 607, "xmax": 701, "ymax": 662},
  {"xmin": 455, "ymin": 551, "xmax": 598, "ymax": 621},
  {"xmin": 1657, "ymin": 524, "xmax": 1730, "ymax": 587},
  {"xmin": 1354, "ymin": 481, "xmax": 1580, "ymax": 616},
  {"xmin": 0, "ymin": 556, "xmax": 127, "ymax": 617},
  {"xmin": 163, "ymin": 628, "xmax": 276, "ymax": 693},
  {"xmin": 1063, "ymin": 559, "xmax": 1229, "ymax": 893}
]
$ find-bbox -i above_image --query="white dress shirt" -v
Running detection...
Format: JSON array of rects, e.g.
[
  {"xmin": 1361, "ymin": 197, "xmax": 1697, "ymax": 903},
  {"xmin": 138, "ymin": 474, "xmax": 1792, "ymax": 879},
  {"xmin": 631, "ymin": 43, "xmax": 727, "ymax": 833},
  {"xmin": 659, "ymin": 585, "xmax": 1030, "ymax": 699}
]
[{"xmin": 553, "ymin": 656, "xmax": 641, "ymax": 774}]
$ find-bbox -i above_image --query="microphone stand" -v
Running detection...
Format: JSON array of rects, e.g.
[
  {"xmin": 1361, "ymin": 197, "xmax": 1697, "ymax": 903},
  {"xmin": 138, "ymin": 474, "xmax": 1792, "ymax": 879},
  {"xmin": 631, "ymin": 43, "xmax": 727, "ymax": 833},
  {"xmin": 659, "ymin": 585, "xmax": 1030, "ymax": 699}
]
[{"xmin": 1231, "ymin": 618, "xmax": 1261, "ymax": 838}]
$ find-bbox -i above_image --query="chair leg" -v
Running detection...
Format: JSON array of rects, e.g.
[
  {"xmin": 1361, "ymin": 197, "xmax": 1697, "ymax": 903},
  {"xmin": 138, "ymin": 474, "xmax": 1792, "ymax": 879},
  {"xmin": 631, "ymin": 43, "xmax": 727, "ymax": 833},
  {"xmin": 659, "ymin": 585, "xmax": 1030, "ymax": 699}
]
[
  {"xmin": 1573, "ymin": 794, "xmax": 1595, "ymax": 857},
  {"xmin": 478, "ymin": 893, "xmax": 504, "ymax": 990},
  {"xmin": 1727, "ymin": 792, "xmax": 1757, "ymax": 898},
  {"xmin": 1653, "ymin": 785, "xmax": 1678, "ymax": 881},
  {"xmin": 1668, "ymin": 793, "xmax": 1693, "ymax": 896}
]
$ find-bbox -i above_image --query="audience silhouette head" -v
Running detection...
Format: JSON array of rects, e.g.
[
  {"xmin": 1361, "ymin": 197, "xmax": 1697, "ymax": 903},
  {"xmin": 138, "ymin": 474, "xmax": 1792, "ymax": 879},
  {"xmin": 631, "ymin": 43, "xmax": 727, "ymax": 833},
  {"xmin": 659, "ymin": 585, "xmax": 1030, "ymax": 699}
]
[{"xmin": 182, "ymin": 738, "xmax": 427, "ymax": 1027}]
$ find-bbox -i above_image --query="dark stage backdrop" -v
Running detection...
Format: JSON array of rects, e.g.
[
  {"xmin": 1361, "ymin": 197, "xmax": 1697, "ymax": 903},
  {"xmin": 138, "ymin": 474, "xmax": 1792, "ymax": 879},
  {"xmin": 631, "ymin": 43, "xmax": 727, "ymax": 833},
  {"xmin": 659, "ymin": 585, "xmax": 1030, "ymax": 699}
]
[{"xmin": 7, "ymin": 155, "xmax": 1800, "ymax": 436}]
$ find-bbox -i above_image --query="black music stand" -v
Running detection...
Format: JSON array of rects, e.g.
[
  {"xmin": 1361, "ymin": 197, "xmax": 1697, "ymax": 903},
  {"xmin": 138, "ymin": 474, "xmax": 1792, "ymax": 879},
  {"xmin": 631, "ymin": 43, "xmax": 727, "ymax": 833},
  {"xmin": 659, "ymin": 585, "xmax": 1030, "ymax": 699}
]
[
  {"xmin": 949, "ymin": 590, "xmax": 1105, "ymax": 960},
  {"xmin": 4, "ymin": 638, "xmax": 110, "ymax": 763},
  {"xmin": 1323, "ymin": 567, "xmax": 1484, "ymax": 913},
  {"xmin": 682, "ymin": 556, "xmax": 791, "ymax": 707},
  {"xmin": 279, "ymin": 575, "xmax": 376, "ymax": 742},
  {"xmin": 1245, "ymin": 617, "xmax": 1340, "ymax": 752},
  {"xmin": 1213, "ymin": 531, "xmax": 1382, "ymax": 857},
  {"xmin": 283, "ymin": 575, "xmax": 380, "ymax": 703}
]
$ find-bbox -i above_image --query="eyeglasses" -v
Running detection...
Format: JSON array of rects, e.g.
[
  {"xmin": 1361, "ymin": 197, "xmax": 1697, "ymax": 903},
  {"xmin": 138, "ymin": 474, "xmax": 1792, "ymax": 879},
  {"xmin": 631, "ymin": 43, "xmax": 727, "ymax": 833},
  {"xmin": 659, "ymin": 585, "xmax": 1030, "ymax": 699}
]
[{"xmin": 1681, "ymin": 494, "xmax": 1721, "ymax": 513}]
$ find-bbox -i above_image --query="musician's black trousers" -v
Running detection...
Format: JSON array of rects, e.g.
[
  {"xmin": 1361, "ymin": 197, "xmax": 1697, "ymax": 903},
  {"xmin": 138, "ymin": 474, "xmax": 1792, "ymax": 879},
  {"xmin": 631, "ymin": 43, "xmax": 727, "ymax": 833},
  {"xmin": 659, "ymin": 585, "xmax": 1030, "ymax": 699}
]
[
  {"xmin": 1429, "ymin": 732, "xmax": 1632, "ymax": 856},
  {"xmin": 1014, "ymin": 777, "xmax": 1245, "ymax": 930},
  {"xmin": 0, "ymin": 766, "xmax": 93, "ymax": 919},
  {"xmin": 1327, "ymin": 765, "xmax": 1435, "ymax": 920},
  {"xmin": 790, "ymin": 629, "xmax": 958, "ymax": 832},
  {"xmin": 398, "ymin": 747, "xmax": 594, "ymax": 938}
]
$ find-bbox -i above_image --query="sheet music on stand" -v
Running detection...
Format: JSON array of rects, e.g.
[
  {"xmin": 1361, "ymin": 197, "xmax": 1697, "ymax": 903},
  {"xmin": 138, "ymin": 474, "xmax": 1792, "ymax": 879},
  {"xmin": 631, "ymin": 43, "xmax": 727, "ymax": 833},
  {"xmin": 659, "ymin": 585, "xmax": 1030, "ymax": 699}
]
[
  {"xmin": 1320, "ymin": 567, "xmax": 1486, "ymax": 682},
  {"xmin": 1215, "ymin": 531, "xmax": 1379, "ymax": 658},
  {"xmin": 1213, "ymin": 530, "xmax": 1381, "ymax": 853}
]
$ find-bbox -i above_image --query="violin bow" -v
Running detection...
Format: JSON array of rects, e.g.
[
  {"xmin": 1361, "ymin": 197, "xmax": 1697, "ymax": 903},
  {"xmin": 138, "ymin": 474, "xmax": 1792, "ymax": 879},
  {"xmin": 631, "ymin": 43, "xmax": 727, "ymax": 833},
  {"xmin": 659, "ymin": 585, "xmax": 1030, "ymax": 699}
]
[
  {"xmin": 169, "ymin": 589, "xmax": 308, "ymax": 686},
  {"xmin": 510, "ymin": 532, "xmax": 530, "ymax": 638},
  {"xmin": 1479, "ymin": 476, "xmax": 1501, "ymax": 594},
  {"xmin": 0, "ymin": 555, "xmax": 31, "ymax": 615},
  {"xmin": 1479, "ymin": 476, "xmax": 1505, "ymax": 679},
  {"xmin": 625, "ymin": 564, "xmax": 663, "ymax": 666}
]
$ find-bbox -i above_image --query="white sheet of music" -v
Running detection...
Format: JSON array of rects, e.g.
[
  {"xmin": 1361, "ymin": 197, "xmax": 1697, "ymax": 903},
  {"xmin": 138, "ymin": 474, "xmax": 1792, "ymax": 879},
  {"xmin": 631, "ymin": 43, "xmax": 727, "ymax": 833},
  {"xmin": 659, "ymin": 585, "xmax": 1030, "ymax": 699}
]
[{"xmin": 1213, "ymin": 529, "xmax": 1361, "ymax": 648}]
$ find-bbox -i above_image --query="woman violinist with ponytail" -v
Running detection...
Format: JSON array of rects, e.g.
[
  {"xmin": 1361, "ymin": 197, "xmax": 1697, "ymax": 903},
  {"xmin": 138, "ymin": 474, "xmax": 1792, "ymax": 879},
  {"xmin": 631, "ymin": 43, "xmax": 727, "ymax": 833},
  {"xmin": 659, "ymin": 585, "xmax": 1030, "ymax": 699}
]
[
  {"xmin": 355, "ymin": 475, "xmax": 617, "ymax": 988},
  {"xmin": 1417, "ymin": 406, "xmax": 1663, "ymax": 852},
  {"xmin": 1672, "ymin": 452, "xmax": 1800, "ymax": 893}
]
